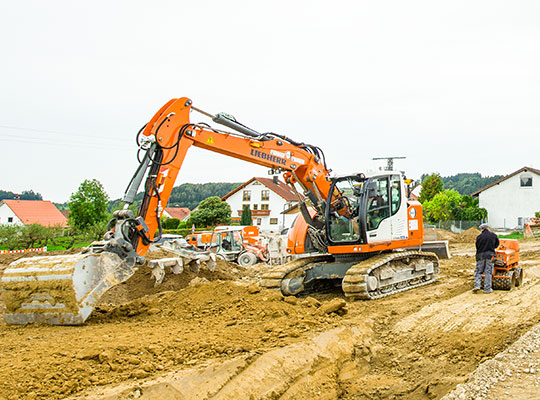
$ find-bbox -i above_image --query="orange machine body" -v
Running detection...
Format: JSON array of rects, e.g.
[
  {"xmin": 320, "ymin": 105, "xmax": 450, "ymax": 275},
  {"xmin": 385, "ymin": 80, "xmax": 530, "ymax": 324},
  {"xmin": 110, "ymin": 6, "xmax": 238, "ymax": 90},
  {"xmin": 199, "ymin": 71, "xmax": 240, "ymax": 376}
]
[{"xmin": 494, "ymin": 239, "xmax": 520, "ymax": 272}]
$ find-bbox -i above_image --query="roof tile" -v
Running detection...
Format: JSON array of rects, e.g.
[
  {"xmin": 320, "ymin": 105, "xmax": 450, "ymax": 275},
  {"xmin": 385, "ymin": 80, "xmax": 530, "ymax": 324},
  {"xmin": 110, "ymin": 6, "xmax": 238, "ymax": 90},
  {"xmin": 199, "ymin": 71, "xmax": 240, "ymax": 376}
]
[{"xmin": 1, "ymin": 200, "xmax": 68, "ymax": 227}]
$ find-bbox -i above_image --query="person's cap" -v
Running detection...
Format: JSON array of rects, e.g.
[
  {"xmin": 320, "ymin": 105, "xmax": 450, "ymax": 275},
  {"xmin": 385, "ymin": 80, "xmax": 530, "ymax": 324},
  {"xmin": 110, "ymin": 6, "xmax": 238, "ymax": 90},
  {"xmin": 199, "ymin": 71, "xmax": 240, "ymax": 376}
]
[{"xmin": 479, "ymin": 223, "xmax": 489, "ymax": 230}]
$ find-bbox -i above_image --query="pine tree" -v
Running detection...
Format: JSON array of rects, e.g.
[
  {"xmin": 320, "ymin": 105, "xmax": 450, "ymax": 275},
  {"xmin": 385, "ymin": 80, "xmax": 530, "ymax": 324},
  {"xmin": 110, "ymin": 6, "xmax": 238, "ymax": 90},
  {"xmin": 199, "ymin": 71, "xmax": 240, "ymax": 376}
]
[{"xmin": 240, "ymin": 204, "xmax": 252, "ymax": 225}]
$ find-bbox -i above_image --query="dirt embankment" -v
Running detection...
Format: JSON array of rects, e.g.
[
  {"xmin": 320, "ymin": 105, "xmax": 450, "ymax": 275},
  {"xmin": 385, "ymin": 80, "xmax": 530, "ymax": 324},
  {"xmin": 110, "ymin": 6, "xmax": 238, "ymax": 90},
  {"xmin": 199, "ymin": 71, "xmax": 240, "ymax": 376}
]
[
  {"xmin": 436, "ymin": 228, "xmax": 480, "ymax": 244},
  {"xmin": 1, "ymin": 241, "xmax": 540, "ymax": 400}
]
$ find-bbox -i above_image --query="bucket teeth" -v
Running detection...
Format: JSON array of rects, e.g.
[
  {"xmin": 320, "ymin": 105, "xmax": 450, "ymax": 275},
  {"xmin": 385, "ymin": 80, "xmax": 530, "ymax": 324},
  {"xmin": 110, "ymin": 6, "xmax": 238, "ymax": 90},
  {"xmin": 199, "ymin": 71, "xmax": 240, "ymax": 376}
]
[{"xmin": 2, "ymin": 252, "xmax": 135, "ymax": 325}]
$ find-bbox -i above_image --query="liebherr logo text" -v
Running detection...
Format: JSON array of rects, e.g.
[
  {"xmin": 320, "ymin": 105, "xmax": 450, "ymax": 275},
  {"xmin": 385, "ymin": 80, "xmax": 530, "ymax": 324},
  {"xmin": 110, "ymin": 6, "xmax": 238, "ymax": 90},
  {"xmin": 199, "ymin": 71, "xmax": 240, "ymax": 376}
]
[{"xmin": 250, "ymin": 149, "xmax": 287, "ymax": 165}]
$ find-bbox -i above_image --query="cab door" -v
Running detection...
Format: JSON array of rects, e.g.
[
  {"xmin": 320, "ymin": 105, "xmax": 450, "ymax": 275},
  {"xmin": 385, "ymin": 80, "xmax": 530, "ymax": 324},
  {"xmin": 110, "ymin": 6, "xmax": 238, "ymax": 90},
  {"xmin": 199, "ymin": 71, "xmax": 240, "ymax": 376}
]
[
  {"xmin": 389, "ymin": 175, "xmax": 408, "ymax": 240},
  {"xmin": 366, "ymin": 177, "xmax": 392, "ymax": 241},
  {"xmin": 366, "ymin": 175, "xmax": 408, "ymax": 242}
]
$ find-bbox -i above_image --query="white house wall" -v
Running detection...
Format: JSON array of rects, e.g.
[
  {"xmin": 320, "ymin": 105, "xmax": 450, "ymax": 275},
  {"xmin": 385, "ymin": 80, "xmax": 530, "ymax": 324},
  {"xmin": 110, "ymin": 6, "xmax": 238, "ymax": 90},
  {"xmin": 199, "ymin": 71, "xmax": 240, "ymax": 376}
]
[
  {"xmin": 225, "ymin": 181, "xmax": 297, "ymax": 231},
  {"xmin": 479, "ymin": 172, "xmax": 540, "ymax": 229},
  {"xmin": 0, "ymin": 204, "xmax": 23, "ymax": 226}
]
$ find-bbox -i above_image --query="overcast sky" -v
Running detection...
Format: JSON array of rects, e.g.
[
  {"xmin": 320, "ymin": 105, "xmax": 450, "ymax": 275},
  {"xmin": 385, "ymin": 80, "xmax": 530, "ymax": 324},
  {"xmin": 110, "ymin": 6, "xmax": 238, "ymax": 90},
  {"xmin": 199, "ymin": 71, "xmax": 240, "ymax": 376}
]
[{"xmin": 1, "ymin": 0, "xmax": 539, "ymax": 203}]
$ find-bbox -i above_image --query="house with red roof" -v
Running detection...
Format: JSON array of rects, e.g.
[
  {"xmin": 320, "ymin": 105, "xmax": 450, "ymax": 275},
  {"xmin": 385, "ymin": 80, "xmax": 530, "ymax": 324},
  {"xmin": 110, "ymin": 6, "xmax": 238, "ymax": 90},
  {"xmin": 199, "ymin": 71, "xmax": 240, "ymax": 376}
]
[
  {"xmin": 162, "ymin": 207, "xmax": 191, "ymax": 221},
  {"xmin": 0, "ymin": 200, "xmax": 68, "ymax": 227},
  {"xmin": 221, "ymin": 176, "xmax": 301, "ymax": 231}
]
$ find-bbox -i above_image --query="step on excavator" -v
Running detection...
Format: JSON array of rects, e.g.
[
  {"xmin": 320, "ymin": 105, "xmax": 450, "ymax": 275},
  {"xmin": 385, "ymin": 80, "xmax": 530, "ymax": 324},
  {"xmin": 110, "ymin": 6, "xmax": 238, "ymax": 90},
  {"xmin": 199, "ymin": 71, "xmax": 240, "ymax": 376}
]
[{"xmin": 1, "ymin": 97, "xmax": 449, "ymax": 325}]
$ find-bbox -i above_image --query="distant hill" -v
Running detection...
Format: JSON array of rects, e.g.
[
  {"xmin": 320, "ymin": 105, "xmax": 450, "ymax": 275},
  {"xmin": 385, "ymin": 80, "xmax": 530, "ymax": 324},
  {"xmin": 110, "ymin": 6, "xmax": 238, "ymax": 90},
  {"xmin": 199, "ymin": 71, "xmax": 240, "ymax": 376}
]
[
  {"xmin": 108, "ymin": 182, "xmax": 242, "ymax": 211},
  {"xmin": 0, "ymin": 189, "xmax": 43, "ymax": 201},
  {"xmin": 421, "ymin": 173, "xmax": 504, "ymax": 196}
]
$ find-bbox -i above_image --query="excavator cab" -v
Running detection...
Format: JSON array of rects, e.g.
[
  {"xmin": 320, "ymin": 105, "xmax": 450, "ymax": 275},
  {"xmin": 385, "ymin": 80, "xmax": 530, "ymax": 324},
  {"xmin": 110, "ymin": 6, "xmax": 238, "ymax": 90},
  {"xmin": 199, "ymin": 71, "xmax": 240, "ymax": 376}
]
[{"xmin": 326, "ymin": 172, "xmax": 408, "ymax": 246}]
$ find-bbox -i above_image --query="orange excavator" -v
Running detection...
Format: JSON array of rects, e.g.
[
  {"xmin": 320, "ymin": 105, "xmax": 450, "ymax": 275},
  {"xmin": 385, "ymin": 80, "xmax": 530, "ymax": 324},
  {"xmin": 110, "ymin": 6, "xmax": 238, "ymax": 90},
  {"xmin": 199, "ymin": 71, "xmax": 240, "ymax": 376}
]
[{"xmin": 2, "ymin": 97, "xmax": 444, "ymax": 325}]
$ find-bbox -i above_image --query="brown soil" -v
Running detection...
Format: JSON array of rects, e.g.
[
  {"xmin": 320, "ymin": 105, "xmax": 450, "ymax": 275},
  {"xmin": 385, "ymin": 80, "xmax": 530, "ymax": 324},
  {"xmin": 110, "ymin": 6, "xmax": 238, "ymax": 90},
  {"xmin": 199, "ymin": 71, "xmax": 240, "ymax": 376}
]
[
  {"xmin": 435, "ymin": 229, "xmax": 460, "ymax": 242},
  {"xmin": 454, "ymin": 227, "xmax": 481, "ymax": 243},
  {"xmin": 98, "ymin": 250, "xmax": 244, "ymax": 304},
  {"xmin": 435, "ymin": 227, "xmax": 480, "ymax": 243},
  {"xmin": 1, "ymin": 241, "xmax": 540, "ymax": 400}
]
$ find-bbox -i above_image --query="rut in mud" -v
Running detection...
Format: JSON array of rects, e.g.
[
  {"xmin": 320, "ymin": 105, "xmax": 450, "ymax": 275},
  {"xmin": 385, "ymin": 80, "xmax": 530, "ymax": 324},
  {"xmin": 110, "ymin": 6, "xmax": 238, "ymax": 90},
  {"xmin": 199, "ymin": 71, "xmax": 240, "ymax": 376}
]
[{"xmin": 1, "ymin": 241, "xmax": 540, "ymax": 400}]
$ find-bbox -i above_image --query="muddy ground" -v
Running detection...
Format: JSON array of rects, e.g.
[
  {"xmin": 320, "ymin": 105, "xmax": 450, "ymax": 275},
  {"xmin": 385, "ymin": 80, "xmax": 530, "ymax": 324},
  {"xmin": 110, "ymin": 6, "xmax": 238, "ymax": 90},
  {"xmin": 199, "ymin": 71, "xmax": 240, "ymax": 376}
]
[{"xmin": 0, "ymin": 238, "xmax": 539, "ymax": 400}]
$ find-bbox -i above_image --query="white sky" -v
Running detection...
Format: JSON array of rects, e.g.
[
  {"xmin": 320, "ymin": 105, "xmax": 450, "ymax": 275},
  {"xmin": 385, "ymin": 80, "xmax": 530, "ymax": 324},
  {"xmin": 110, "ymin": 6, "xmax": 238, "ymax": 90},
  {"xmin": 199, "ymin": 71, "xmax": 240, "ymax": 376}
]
[{"xmin": 1, "ymin": 0, "xmax": 539, "ymax": 203}]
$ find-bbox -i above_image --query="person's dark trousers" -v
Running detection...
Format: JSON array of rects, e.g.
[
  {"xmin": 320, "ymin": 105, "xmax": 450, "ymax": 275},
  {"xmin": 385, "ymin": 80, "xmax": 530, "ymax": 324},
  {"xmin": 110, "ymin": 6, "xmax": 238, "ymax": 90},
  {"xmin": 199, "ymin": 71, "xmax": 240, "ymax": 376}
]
[{"xmin": 474, "ymin": 259, "xmax": 494, "ymax": 292}]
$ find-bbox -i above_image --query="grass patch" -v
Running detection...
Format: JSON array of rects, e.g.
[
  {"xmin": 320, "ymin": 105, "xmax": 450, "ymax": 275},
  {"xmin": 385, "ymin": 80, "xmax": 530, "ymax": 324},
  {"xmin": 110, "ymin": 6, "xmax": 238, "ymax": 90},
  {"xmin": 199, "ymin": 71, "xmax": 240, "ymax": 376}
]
[{"xmin": 498, "ymin": 231, "xmax": 523, "ymax": 239}]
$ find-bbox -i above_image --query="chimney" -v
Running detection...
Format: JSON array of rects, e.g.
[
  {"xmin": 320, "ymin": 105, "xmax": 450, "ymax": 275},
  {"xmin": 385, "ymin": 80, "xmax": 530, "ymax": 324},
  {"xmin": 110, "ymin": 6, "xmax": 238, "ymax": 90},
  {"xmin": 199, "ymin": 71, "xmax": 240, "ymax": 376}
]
[{"xmin": 273, "ymin": 176, "xmax": 279, "ymax": 184}]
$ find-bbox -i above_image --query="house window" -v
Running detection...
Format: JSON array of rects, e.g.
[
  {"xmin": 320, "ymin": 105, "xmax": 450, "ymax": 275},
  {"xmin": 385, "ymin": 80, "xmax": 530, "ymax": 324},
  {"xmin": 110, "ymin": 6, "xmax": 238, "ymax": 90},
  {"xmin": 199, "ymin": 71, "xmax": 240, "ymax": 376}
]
[
  {"xmin": 8, "ymin": 217, "xmax": 13, "ymax": 223},
  {"xmin": 256, "ymin": 218, "xmax": 262, "ymax": 225},
  {"xmin": 253, "ymin": 181, "xmax": 261, "ymax": 185},
  {"xmin": 243, "ymin": 190, "xmax": 251, "ymax": 201},
  {"xmin": 270, "ymin": 218, "xmax": 278, "ymax": 225},
  {"xmin": 520, "ymin": 175, "xmax": 533, "ymax": 187},
  {"xmin": 261, "ymin": 204, "xmax": 269, "ymax": 210},
  {"xmin": 253, "ymin": 204, "xmax": 258, "ymax": 210},
  {"xmin": 261, "ymin": 190, "xmax": 270, "ymax": 201}
]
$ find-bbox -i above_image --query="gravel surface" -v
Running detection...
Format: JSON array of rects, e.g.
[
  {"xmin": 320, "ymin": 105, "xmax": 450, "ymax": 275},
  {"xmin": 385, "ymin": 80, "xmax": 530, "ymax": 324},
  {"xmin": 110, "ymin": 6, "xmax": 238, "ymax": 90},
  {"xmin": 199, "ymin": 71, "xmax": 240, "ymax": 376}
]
[{"xmin": 442, "ymin": 322, "xmax": 540, "ymax": 400}]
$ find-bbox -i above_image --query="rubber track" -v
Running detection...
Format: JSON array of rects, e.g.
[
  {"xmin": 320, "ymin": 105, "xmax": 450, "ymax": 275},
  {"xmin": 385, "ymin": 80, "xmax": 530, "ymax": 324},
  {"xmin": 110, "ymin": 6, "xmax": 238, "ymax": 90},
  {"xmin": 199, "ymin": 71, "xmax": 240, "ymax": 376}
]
[
  {"xmin": 342, "ymin": 251, "xmax": 440, "ymax": 300},
  {"xmin": 259, "ymin": 255, "xmax": 333, "ymax": 290}
]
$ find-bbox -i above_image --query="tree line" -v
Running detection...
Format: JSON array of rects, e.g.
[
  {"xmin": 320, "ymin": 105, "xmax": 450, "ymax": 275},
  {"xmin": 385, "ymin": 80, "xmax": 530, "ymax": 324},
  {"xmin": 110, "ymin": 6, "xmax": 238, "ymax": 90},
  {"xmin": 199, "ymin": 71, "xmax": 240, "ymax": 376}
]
[
  {"xmin": 0, "ymin": 190, "xmax": 43, "ymax": 201},
  {"xmin": 419, "ymin": 172, "xmax": 503, "ymax": 196},
  {"xmin": 419, "ymin": 174, "xmax": 487, "ymax": 223},
  {"xmin": 108, "ymin": 182, "xmax": 241, "ymax": 212}
]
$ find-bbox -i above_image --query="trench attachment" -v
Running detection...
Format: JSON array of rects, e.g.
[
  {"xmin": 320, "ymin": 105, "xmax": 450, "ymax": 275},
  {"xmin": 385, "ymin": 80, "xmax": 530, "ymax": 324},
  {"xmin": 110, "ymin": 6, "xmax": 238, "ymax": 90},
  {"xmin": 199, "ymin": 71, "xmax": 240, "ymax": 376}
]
[{"xmin": 1, "ymin": 252, "xmax": 136, "ymax": 325}]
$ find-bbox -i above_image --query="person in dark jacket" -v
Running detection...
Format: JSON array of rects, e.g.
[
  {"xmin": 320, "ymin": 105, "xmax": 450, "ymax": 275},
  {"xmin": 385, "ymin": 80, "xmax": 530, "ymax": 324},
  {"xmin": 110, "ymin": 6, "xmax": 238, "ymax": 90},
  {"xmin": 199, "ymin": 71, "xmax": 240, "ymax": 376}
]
[{"xmin": 473, "ymin": 223, "xmax": 500, "ymax": 294}]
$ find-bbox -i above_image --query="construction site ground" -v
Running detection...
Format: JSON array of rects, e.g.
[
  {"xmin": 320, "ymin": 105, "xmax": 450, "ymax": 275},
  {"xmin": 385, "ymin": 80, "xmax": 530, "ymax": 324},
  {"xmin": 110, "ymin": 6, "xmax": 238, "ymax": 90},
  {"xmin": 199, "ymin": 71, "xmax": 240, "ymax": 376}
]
[{"xmin": 1, "ymin": 235, "xmax": 540, "ymax": 400}]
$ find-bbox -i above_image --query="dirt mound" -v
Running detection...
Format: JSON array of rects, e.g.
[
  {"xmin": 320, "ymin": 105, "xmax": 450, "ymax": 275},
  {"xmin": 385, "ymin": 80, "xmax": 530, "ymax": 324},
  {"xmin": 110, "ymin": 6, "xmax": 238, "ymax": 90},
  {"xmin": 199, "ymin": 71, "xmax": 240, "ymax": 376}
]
[
  {"xmin": 435, "ymin": 229, "xmax": 460, "ymax": 242},
  {"xmin": 99, "ymin": 250, "xmax": 244, "ymax": 304},
  {"xmin": 435, "ymin": 228, "xmax": 480, "ymax": 244},
  {"xmin": 451, "ymin": 227, "xmax": 480, "ymax": 243},
  {"xmin": 459, "ymin": 227, "xmax": 481, "ymax": 242}
]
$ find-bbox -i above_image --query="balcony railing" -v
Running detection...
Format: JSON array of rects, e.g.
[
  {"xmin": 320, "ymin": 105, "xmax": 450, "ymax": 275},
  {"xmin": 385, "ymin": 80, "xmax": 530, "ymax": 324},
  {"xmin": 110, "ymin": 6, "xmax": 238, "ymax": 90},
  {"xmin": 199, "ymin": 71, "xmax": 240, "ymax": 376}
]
[{"xmin": 237, "ymin": 209, "xmax": 270, "ymax": 216}]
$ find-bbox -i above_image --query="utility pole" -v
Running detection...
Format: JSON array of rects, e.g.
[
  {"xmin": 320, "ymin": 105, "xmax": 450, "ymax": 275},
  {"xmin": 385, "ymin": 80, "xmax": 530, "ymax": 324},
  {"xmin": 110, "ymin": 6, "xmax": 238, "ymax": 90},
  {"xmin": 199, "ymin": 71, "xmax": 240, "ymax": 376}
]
[{"xmin": 372, "ymin": 156, "xmax": 406, "ymax": 171}]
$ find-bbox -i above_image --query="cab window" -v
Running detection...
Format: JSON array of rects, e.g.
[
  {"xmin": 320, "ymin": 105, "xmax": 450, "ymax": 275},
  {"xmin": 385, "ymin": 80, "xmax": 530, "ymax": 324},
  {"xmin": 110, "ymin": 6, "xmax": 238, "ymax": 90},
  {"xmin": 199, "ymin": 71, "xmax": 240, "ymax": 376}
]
[
  {"xmin": 367, "ymin": 177, "xmax": 390, "ymax": 230},
  {"xmin": 327, "ymin": 179, "xmax": 361, "ymax": 243}
]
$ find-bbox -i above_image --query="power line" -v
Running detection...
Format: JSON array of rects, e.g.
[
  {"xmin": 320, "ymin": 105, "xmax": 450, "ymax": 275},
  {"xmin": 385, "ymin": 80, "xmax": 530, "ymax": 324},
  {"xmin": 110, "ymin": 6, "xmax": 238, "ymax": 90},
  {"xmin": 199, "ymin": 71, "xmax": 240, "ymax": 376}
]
[
  {"xmin": 0, "ymin": 124, "xmax": 127, "ymax": 143},
  {"xmin": 0, "ymin": 136, "xmax": 126, "ymax": 150}
]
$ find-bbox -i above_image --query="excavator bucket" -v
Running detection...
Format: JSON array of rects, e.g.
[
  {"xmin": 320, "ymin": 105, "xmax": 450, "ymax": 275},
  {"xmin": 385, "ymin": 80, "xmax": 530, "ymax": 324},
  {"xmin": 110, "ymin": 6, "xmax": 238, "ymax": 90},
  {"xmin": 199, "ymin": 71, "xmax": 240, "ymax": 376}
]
[{"xmin": 1, "ymin": 252, "xmax": 135, "ymax": 325}]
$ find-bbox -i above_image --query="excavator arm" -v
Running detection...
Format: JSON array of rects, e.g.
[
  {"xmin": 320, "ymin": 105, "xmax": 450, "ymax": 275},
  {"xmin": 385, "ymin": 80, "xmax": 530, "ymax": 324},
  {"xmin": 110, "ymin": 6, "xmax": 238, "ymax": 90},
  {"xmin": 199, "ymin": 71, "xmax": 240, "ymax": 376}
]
[{"xmin": 115, "ymin": 97, "xmax": 334, "ymax": 260}]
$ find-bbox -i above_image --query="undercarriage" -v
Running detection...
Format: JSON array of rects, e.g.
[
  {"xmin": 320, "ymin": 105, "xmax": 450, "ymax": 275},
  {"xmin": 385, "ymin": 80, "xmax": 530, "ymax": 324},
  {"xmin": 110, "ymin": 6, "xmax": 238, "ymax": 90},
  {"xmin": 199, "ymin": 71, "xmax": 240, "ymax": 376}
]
[{"xmin": 260, "ymin": 251, "xmax": 439, "ymax": 299}]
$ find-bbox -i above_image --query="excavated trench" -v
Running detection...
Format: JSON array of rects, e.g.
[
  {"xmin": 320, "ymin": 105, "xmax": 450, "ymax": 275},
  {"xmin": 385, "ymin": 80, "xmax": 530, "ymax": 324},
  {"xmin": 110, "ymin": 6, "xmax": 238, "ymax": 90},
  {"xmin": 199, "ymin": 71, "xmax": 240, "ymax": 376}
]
[{"xmin": 0, "ymin": 240, "xmax": 539, "ymax": 400}]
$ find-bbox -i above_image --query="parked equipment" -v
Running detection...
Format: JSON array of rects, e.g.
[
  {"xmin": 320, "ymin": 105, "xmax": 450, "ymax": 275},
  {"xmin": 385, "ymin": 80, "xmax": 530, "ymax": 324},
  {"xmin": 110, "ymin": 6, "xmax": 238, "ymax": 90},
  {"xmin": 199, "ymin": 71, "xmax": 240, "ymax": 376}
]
[
  {"xmin": 185, "ymin": 226, "xmax": 268, "ymax": 266},
  {"xmin": 207, "ymin": 227, "xmax": 268, "ymax": 266},
  {"xmin": 490, "ymin": 239, "xmax": 523, "ymax": 290},
  {"xmin": 1, "ymin": 97, "xmax": 448, "ymax": 325}
]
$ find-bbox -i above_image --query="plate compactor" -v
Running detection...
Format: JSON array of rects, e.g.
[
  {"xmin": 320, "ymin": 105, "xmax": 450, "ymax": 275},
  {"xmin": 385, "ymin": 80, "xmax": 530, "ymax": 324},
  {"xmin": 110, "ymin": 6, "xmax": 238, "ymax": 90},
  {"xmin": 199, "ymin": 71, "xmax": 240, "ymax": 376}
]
[{"xmin": 486, "ymin": 239, "xmax": 523, "ymax": 290}]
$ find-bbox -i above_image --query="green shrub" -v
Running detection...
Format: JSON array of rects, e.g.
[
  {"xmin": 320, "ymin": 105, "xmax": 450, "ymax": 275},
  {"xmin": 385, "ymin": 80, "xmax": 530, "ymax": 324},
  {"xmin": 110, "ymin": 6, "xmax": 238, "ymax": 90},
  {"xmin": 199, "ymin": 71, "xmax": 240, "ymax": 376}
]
[{"xmin": 162, "ymin": 217, "xmax": 180, "ymax": 229}]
